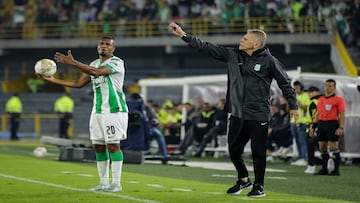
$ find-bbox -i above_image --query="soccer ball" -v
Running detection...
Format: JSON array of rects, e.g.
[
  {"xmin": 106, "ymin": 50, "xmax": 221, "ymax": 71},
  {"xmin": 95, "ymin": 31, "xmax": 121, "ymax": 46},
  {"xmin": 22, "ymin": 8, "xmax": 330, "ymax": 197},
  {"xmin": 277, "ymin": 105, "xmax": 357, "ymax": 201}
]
[
  {"xmin": 34, "ymin": 59, "xmax": 57, "ymax": 77},
  {"xmin": 33, "ymin": 147, "xmax": 47, "ymax": 158}
]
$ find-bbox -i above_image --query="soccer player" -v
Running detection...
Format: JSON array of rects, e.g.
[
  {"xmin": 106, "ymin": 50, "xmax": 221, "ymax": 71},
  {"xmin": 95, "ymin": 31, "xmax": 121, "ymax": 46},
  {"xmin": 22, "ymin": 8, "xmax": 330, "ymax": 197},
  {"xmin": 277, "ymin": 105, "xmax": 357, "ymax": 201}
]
[
  {"xmin": 38, "ymin": 36, "xmax": 128, "ymax": 192},
  {"xmin": 315, "ymin": 79, "xmax": 345, "ymax": 176},
  {"xmin": 169, "ymin": 22, "xmax": 298, "ymax": 197}
]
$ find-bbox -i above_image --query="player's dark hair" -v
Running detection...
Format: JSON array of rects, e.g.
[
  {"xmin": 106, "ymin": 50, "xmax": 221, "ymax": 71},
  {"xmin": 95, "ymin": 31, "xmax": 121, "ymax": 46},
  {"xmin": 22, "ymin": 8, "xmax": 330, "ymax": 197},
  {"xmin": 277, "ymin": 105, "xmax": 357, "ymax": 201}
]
[
  {"xmin": 101, "ymin": 36, "xmax": 115, "ymax": 46},
  {"xmin": 102, "ymin": 36, "xmax": 114, "ymax": 40}
]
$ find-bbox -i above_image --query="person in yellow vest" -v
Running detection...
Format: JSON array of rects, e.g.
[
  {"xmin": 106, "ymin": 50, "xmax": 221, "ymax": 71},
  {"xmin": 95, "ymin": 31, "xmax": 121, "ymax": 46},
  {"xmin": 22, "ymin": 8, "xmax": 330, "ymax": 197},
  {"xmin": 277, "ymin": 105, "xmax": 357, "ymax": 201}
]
[
  {"xmin": 54, "ymin": 92, "xmax": 74, "ymax": 139},
  {"xmin": 5, "ymin": 94, "xmax": 22, "ymax": 141},
  {"xmin": 290, "ymin": 81, "xmax": 311, "ymax": 166},
  {"xmin": 304, "ymin": 86, "xmax": 321, "ymax": 174}
]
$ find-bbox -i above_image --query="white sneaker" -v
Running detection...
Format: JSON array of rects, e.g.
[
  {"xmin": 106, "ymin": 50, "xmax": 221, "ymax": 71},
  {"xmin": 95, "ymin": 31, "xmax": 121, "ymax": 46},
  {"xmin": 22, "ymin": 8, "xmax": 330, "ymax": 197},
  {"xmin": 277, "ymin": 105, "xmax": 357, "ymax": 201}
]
[
  {"xmin": 104, "ymin": 184, "xmax": 122, "ymax": 192},
  {"xmin": 90, "ymin": 184, "xmax": 109, "ymax": 192},
  {"xmin": 266, "ymin": 156, "xmax": 274, "ymax": 162},
  {"xmin": 280, "ymin": 147, "xmax": 292, "ymax": 157},
  {"xmin": 291, "ymin": 159, "xmax": 307, "ymax": 166},
  {"xmin": 304, "ymin": 165, "xmax": 316, "ymax": 174},
  {"xmin": 271, "ymin": 147, "xmax": 284, "ymax": 157},
  {"xmin": 327, "ymin": 158, "xmax": 335, "ymax": 174}
]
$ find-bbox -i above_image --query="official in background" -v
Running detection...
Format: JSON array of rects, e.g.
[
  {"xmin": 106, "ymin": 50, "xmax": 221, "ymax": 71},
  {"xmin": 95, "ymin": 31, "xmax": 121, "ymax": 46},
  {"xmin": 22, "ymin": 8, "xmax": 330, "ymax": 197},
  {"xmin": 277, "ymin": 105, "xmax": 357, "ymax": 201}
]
[
  {"xmin": 54, "ymin": 92, "xmax": 74, "ymax": 139},
  {"xmin": 5, "ymin": 94, "xmax": 23, "ymax": 141},
  {"xmin": 305, "ymin": 86, "xmax": 321, "ymax": 174},
  {"xmin": 290, "ymin": 81, "xmax": 310, "ymax": 166},
  {"xmin": 315, "ymin": 79, "xmax": 345, "ymax": 176}
]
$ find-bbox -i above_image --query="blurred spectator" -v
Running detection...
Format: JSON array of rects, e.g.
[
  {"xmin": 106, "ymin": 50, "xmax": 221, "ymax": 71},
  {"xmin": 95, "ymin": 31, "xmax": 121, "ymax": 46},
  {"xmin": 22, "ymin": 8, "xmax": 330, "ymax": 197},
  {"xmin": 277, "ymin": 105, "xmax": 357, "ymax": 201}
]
[
  {"xmin": 5, "ymin": 93, "xmax": 22, "ymax": 141},
  {"xmin": 266, "ymin": 99, "xmax": 292, "ymax": 159},
  {"xmin": 170, "ymin": 102, "xmax": 195, "ymax": 155},
  {"xmin": 334, "ymin": 9, "xmax": 350, "ymax": 43},
  {"xmin": 192, "ymin": 102, "xmax": 216, "ymax": 144},
  {"xmin": 290, "ymin": 81, "xmax": 310, "ymax": 166},
  {"xmin": 1, "ymin": 0, "xmax": 356, "ymax": 39},
  {"xmin": 158, "ymin": 100, "xmax": 182, "ymax": 145},
  {"xmin": 178, "ymin": 0, "xmax": 190, "ymax": 18},
  {"xmin": 27, "ymin": 75, "xmax": 45, "ymax": 93},
  {"xmin": 348, "ymin": 0, "xmax": 360, "ymax": 46},
  {"xmin": 158, "ymin": 0, "xmax": 171, "ymax": 32},
  {"xmin": 54, "ymin": 92, "xmax": 74, "ymax": 139},
  {"xmin": 182, "ymin": 101, "xmax": 196, "ymax": 131},
  {"xmin": 194, "ymin": 99, "xmax": 227, "ymax": 157}
]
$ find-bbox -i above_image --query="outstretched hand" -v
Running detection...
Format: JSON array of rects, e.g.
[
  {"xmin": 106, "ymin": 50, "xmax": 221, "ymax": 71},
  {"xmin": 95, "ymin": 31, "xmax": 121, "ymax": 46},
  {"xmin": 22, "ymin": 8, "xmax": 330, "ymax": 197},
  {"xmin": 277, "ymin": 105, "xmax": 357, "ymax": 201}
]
[
  {"xmin": 169, "ymin": 22, "xmax": 186, "ymax": 38},
  {"xmin": 54, "ymin": 50, "xmax": 75, "ymax": 65}
]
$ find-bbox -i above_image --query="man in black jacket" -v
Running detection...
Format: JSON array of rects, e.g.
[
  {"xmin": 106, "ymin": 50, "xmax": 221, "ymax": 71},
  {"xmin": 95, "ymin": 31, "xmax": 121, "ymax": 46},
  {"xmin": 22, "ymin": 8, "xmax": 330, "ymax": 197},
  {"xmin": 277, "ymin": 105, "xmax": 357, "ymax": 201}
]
[{"xmin": 169, "ymin": 22, "xmax": 298, "ymax": 197}]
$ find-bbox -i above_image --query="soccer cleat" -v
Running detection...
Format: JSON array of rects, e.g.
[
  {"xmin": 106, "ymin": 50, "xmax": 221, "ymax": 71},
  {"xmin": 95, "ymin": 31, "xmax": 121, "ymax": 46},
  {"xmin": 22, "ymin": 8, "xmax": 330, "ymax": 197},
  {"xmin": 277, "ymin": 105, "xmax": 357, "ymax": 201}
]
[
  {"xmin": 304, "ymin": 165, "xmax": 316, "ymax": 174},
  {"xmin": 89, "ymin": 184, "xmax": 109, "ymax": 192},
  {"xmin": 291, "ymin": 159, "xmax": 307, "ymax": 166},
  {"xmin": 247, "ymin": 184, "xmax": 265, "ymax": 197},
  {"xmin": 226, "ymin": 179, "xmax": 252, "ymax": 195},
  {"xmin": 104, "ymin": 184, "xmax": 122, "ymax": 192}
]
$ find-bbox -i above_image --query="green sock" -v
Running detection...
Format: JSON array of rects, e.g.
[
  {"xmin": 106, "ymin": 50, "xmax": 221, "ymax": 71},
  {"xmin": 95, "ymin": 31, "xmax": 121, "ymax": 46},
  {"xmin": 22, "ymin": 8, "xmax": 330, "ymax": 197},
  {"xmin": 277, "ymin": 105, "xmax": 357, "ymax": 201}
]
[{"xmin": 110, "ymin": 151, "xmax": 123, "ymax": 186}]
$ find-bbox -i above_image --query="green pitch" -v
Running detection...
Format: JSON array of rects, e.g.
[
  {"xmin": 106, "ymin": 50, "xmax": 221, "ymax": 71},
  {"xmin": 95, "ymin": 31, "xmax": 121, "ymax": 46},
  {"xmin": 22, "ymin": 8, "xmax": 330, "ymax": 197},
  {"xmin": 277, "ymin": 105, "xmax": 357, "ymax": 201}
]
[{"xmin": 0, "ymin": 141, "xmax": 359, "ymax": 203}]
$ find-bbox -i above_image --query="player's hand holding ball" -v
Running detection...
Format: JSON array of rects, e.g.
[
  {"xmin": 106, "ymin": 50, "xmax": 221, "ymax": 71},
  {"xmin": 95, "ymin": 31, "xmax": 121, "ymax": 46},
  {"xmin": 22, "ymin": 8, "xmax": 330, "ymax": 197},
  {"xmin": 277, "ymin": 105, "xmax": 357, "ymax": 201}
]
[{"xmin": 34, "ymin": 58, "xmax": 57, "ymax": 77}]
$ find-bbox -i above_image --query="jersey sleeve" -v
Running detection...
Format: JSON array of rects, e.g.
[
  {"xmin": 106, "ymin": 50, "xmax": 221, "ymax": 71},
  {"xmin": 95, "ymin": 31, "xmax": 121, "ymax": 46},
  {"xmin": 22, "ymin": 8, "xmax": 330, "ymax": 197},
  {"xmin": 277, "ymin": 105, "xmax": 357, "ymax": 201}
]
[{"xmin": 104, "ymin": 57, "xmax": 124, "ymax": 73}]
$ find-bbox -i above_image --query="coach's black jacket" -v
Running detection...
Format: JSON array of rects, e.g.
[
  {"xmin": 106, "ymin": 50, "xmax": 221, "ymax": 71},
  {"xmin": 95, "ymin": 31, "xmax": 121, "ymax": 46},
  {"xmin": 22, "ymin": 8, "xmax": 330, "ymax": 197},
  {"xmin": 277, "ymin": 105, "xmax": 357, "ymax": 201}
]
[{"xmin": 182, "ymin": 34, "xmax": 297, "ymax": 121}]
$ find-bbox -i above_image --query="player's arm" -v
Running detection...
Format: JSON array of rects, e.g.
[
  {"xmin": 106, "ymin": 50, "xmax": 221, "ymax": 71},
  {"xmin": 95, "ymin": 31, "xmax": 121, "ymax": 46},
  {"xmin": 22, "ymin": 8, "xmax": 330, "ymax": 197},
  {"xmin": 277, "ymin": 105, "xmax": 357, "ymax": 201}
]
[
  {"xmin": 39, "ymin": 73, "xmax": 90, "ymax": 88},
  {"xmin": 54, "ymin": 50, "xmax": 111, "ymax": 76}
]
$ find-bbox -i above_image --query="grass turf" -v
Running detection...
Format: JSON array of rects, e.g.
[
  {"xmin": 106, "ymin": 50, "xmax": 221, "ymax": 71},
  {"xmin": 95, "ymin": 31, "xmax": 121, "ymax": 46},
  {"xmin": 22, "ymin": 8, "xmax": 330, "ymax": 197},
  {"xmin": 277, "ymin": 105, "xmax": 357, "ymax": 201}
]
[{"xmin": 0, "ymin": 140, "xmax": 359, "ymax": 203}]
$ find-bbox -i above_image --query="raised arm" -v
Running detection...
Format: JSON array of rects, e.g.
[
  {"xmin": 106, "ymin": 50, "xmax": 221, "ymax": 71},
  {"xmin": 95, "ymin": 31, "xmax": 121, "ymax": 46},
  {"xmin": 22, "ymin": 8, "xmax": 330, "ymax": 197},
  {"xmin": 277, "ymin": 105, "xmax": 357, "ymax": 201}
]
[
  {"xmin": 39, "ymin": 73, "xmax": 90, "ymax": 88},
  {"xmin": 169, "ymin": 22, "xmax": 186, "ymax": 38},
  {"xmin": 168, "ymin": 22, "xmax": 230, "ymax": 62},
  {"xmin": 54, "ymin": 50, "xmax": 112, "ymax": 76}
]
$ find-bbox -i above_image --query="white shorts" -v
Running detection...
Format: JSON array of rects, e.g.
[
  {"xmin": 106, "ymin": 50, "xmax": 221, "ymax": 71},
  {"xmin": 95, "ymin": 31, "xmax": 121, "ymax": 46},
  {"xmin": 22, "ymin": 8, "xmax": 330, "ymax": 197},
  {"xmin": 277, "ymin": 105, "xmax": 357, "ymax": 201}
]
[{"xmin": 89, "ymin": 112, "xmax": 128, "ymax": 145}]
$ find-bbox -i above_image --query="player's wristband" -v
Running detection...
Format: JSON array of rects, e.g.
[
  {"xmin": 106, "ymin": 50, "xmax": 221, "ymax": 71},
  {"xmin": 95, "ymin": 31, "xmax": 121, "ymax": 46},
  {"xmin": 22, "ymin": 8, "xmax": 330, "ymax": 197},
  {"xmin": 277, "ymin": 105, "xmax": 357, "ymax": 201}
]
[{"xmin": 338, "ymin": 127, "xmax": 344, "ymax": 130}]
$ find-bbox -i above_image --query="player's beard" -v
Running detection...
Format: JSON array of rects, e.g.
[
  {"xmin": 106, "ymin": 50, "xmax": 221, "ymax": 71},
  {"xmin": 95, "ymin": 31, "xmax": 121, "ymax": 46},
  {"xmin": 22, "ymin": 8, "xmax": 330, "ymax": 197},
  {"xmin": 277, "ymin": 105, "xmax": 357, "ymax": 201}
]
[{"xmin": 99, "ymin": 50, "xmax": 108, "ymax": 57}]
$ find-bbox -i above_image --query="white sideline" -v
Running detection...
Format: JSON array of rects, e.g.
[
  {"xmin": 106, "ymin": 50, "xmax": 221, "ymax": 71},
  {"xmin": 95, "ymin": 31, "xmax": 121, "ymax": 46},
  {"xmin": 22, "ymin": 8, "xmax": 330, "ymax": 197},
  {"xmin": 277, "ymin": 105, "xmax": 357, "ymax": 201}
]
[{"xmin": 0, "ymin": 173, "xmax": 160, "ymax": 203}]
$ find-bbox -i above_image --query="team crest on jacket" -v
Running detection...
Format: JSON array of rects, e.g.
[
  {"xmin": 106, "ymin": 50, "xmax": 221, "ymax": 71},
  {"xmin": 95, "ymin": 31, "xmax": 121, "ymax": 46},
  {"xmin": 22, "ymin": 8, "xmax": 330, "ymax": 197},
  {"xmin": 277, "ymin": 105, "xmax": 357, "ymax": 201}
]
[
  {"xmin": 254, "ymin": 64, "xmax": 261, "ymax": 71},
  {"xmin": 325, "ymin": 104, "xmax": 332, "ymax": 111}
]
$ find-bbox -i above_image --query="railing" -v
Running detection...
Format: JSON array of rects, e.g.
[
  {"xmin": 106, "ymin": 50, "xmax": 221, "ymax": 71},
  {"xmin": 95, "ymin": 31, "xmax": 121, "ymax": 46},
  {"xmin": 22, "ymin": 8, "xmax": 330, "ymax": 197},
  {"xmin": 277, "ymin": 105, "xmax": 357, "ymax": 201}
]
[
  {"xmin": 0, "ymin": 16, "xmax": 336, "ymax": 40},
  {"xmin": 0, "ymin": 114, "xmax": 73, "ymax": 136}
]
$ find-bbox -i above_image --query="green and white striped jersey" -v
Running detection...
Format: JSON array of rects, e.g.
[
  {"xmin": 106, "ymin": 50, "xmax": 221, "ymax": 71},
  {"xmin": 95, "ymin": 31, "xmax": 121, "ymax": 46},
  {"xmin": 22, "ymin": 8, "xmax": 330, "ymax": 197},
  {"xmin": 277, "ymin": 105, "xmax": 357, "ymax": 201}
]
[{"xmin": 89, "ymin": 56, "xmax": 128, "ymax": 114}]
